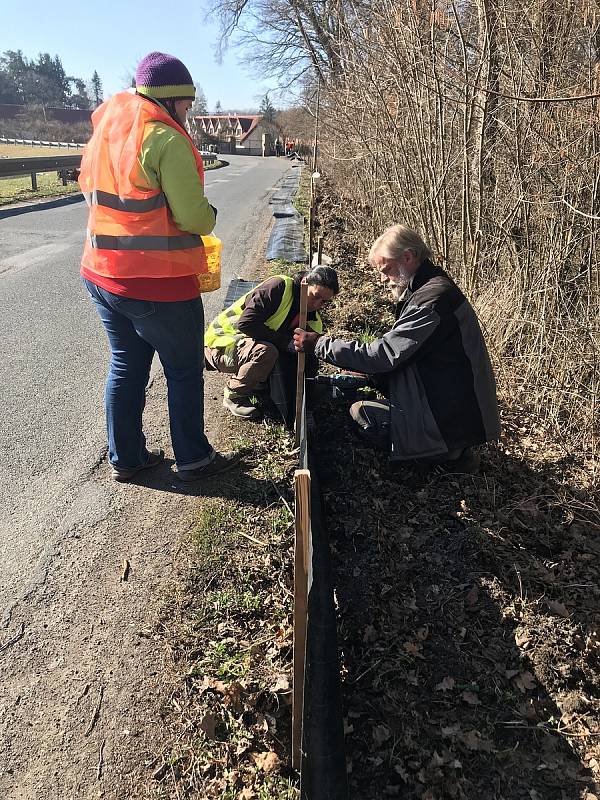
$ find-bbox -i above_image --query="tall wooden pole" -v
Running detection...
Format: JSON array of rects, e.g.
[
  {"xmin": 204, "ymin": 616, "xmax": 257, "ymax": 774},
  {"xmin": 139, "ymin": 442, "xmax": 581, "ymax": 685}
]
[{"xmin": 294, "ymin": 282, "xmax": 308, "ymax": 447}]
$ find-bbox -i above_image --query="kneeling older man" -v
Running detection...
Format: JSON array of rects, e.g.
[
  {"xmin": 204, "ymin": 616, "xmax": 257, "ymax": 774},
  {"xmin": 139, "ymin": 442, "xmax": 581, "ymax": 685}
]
[
  {"xmin": 205, "ymin": 266, "xmax": 339, "ymax": 419},
  {"xmin": 294, "ymin": 225, "xmax": 500, "ymax": 467}
]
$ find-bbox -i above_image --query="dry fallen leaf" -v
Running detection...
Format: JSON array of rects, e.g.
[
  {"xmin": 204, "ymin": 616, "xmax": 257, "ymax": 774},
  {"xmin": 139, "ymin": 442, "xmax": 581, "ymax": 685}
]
[
  {"xmin": 441, "ymin": 723, "xmax": 461, "ymax": 737},
  {"xmin": 270, "ymin": 675, "xmax": 290, "ymax": 693},
  {"xmin": 460, "ymin": 730, "xmax": 493, "ymax": 752},
  {"xmin": 434, "ymin": 676, "xmax": 455, "ymax": 692},
  {"xmin": 253, "ymin": 751, "xmax": 280, "ymax": 773},
  {"xmin": 403, "ymin": 641, "xmax": 422, "ymax": 656},
  {"xmin": 461, "ymin": 690, "xmax": 480, "ymax": 706},
  {"xmin": 466, "ymin": 585, "xmax": 479, "ymax": 605},
  {"xmin": 238, "ymin": 789, "xmax": 256, "ymax": 800},
  {"xmin": 515, "ymin": 671, "xmax": 537, "ymax": 693},
  {"xmin": 547, "ymin": 600, "xmax": 570, "ymax": 618},
  {"xmin": 199, "ymin": 713, "xmax": 217, "ymax": 739},
  {"xmin": 222, "ymin": 681, "xmax": 245, "ymax": 711},
  {"xmin": 372, "ymin": 724, "xmax": 392, "ymax": 745}
]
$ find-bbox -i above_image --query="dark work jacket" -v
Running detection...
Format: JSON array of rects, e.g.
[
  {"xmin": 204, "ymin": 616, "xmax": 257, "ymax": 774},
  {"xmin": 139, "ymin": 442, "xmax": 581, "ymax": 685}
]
[
  {"xmin": 314, "ymin": 260, "xmax": 500, "ymax": 460},
  {"xmin": 237, "ymin": 276, "xmax": 319, "ymax": 352}
]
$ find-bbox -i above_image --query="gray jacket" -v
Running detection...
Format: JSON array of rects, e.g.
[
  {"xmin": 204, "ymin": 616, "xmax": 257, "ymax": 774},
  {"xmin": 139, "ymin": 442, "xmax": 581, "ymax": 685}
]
[{"xmin": 314, "ymin": 260, "xmax": 500, "ymax": 460}]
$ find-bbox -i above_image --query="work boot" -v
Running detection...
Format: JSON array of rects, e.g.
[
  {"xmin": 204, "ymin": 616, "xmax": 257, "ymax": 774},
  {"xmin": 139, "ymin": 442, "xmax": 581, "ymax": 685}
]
[
  {"xmin": 178, "ymin": 451, "xmax": 242, "ymax": 482},
  {"xmin": 223, "ymin": 388, "xmax": 261, "ymax": 420}
]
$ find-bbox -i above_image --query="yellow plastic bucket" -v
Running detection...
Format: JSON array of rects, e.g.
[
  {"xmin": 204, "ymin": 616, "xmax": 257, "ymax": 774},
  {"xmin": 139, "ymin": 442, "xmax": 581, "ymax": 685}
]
[{"xmin": 197, "ymin": 234, "xmax": 222, "ymax": 293}]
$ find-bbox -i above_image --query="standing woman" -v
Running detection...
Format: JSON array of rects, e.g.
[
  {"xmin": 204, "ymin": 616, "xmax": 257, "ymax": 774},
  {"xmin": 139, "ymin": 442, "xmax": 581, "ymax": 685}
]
[{"xmin": 80, "ymin": 52, "xmax": 238, "ymax": 482}]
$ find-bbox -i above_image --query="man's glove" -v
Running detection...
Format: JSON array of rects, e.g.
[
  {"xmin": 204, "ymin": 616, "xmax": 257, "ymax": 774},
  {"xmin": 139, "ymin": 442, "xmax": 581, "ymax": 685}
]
[{"xmin": 294, "ymin": 329, "xmax": 321, "ymax": 353}]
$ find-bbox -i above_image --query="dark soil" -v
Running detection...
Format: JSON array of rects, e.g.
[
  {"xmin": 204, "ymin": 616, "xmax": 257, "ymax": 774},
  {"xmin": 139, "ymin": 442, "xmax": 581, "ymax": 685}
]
[
  {"xmin": 312, "ymin": 187, "xmax": 600, "ymax": 800},
  {"xmin": 317, "ymin": 401, "xmax": 599, "ymax": 800}
]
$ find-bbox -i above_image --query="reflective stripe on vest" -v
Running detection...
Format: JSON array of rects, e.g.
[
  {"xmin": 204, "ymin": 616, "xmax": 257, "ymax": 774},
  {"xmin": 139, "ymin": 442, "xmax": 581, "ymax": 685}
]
[
  {"xmin": 205, "ymin": 275, "xmax": 322, "ymax": 350},
  {"xmin": 83, "ymin": 189, "xmax": 167, "ymax": 212},
  {"xmin": 88, "ymin": 231, "xmax": 203, "ymax": 251}
]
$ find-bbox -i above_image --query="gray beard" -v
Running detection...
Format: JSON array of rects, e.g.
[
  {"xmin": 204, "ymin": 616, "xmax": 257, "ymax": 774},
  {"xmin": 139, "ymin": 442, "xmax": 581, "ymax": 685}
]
[{"xmin": 389, "ymin": 286, "xmax": 404, "ymax": 302}]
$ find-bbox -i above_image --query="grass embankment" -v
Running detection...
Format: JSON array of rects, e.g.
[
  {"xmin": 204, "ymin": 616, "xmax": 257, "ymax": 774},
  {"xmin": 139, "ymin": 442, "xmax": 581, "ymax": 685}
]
[{"xmin": 131, "ymin": 423, "xmax": 300, "ymax": 800}]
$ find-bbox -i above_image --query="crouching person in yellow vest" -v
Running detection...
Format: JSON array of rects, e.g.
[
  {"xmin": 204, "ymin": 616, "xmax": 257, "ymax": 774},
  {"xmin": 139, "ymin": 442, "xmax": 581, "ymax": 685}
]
[{"xmin": 205, "ymin": 267, "xmax": 339, "ymax": 419}]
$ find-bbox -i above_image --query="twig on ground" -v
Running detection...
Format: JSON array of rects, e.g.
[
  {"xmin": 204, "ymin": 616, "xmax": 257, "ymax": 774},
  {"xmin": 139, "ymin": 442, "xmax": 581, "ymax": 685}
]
[
  {"xmin": 85, "ymin": 686, "xmax": 105, "ymax": 736},
  {"xmin": 97, "ymin": 738, "xmax": 106, "ymax": 779},
  {"xmin": 0, "ymin": 622, "xmax": 24, "ymax": 654}
]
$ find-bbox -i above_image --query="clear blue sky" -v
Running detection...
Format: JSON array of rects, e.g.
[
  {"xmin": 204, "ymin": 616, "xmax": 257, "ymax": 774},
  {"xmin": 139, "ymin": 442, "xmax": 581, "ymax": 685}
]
[{"xmin": 2, "ymin": 0, "xmax": 276, "ymax": 111}]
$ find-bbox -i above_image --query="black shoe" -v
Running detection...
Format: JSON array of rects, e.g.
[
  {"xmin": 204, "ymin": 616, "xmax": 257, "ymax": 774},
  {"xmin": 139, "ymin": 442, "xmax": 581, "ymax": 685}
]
[
  {"xmin": 177, "ymin": 451, "xmax": 241, "ymax": 482},
  {"xmin": 111, "ymin": 448, "xmax": 165, "ymax": 482},
  {"xmin": 443, "ymin": 448, "xmax": 480, "ymax": 474}
]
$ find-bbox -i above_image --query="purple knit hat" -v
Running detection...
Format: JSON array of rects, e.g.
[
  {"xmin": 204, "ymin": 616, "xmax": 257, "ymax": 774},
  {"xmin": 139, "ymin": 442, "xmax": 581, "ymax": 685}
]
[{"xmin": 135, "ymin": 52, "xmax": 195, "ymax": 100}]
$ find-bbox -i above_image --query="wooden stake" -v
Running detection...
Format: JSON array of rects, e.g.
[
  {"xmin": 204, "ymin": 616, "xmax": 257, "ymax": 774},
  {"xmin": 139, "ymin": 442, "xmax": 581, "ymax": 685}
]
[
  {"xmin": 317, "ymin": 235, "xmax": 324, "ymax": 264},
  {"xmin": 292, "ymin": 468, "xmax": 311, "ymax": 770},
  {"xmin": 294, "ymin": 282, "xmax": 308, "ymax": 447}
]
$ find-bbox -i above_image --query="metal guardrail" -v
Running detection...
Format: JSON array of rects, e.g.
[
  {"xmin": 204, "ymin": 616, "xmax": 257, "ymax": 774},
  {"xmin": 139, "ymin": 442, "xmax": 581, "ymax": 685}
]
[
  {"xmin": 0, "ymin": 136, "xmax": 84, "ymax": 148},
  {"xmin": 0, "ymin": 155, "xmax": 82, "ymax": 190},
  {"xmin": 0, "ymin": 149, "xmax": 218, "ymax": 201},
  {"xmin": 0, "ymin": 155, "xmax": 82, "ymax": 178}
]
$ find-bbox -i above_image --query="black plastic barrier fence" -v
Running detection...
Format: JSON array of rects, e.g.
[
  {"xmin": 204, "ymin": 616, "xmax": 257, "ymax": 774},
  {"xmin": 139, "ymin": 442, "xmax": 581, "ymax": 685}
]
[{"xmin": 301, "ymin": 443, "xmax": 348, "ymax": 800}]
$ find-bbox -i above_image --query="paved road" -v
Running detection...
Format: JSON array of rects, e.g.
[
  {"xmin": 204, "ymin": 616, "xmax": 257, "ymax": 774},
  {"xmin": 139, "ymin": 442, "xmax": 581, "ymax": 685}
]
[{"xmin": 0, "ymin": 154, "xmax": 289, "ymax": 624}]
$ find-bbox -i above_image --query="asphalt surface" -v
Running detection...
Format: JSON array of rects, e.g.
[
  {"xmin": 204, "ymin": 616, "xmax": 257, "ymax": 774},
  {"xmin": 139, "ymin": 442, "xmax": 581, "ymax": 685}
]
[{"xmin": 0, "ymin": 154, "xmax": 291, "ymax": 625}]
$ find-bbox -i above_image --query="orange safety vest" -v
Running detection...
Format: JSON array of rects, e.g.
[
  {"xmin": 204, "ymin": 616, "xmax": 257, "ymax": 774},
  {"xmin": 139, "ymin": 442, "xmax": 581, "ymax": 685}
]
[{"xmin": 79, "ymin": 91, "xmax": 208, "ymax": 279}]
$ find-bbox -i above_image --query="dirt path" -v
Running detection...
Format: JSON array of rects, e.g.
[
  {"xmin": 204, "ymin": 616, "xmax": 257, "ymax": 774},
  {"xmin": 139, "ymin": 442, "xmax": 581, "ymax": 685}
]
[{"xmin": 0, "ymin": 371, "xmax": 234, "ymax": 799}]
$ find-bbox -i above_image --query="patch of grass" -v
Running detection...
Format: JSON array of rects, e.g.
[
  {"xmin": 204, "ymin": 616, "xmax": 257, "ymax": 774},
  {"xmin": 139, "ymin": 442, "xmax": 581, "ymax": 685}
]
[
  {"xmin": 197, "ymin": 638, "xmax": 250, "ymax": 681},
  {"xmin": 133, "ymin": 420, "xmax": 299, "ymax": 798},
  {"xmin": 204, "ymin": 159, "xmax": 224, "ymax": 170},
  {"xmin": 356, "ymin": 324, "xmax": 378, "ymax": 344},
  {"xmin": 293, "ymin": 166, "xmax": 311, "ymax": 219},
  {"xmin": 0, "ymin": 143, "xmax": 83, "ymax": 157},
  {"xmin": 189, "ymin": 500, "xmax": 230, "ymax": 562},
  {"xmin": 267, "ymin": 258, "xmax": 306, "ymax": 277},
  {"xmin": 0, "ymin": 172, "xmax": 80, "ymax": 206}
]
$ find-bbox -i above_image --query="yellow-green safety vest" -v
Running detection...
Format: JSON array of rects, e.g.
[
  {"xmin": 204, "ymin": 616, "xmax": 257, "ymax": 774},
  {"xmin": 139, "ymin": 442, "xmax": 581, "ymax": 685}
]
[{"xmin": 205, "ymin": 274, "xmax": 323, "ymax": 350}]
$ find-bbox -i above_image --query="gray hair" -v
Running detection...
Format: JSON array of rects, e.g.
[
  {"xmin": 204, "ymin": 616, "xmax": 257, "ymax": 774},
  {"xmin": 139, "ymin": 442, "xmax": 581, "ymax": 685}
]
[{"xmin": 369, "ymin": 225, "xmax": 432, "ymax": 264}]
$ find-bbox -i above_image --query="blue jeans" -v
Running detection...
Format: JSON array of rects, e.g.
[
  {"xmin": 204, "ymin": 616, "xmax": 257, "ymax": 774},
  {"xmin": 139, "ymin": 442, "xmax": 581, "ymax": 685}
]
[{"xmin": 84, "ymin": 279, "xmax": 214, "ymax": 470}]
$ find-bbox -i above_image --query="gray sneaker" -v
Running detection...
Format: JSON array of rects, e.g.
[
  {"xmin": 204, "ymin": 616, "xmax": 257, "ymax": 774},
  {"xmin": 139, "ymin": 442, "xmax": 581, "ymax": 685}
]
[
  {"xmin": 177, "ymin": 451, "xmax": 241, "ymax": 482},
  {"xmin": 111, "ymin": 448, "xmax": 165, "ymax": 482},
  {"xmin": 223, "ymin": 392, "xmax": 261, "ymax": 420}
]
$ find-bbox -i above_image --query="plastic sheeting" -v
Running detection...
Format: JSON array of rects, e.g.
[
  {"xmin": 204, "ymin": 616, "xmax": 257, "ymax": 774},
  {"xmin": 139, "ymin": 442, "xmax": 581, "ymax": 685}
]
[
  {"xmin": 265, "ymin": 169, "xmax": 307, "ymax": 261},
  {"xmin": 266, "ymin": 170, "xmax": 307, "ymax": 263},
  {"xmin": 265, "ymin": 215, "xmax": 307, "ymax": 263},
  {"xmin": 272, "ymin": 203, "xmax": 298, "ymax": 219}
]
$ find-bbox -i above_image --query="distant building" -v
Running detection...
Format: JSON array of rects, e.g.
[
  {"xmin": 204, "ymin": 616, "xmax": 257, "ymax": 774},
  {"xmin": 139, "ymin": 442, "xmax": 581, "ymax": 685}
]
[{"xmin": 192, "ymin": 114, "xmax": 273, "ymax": 156}]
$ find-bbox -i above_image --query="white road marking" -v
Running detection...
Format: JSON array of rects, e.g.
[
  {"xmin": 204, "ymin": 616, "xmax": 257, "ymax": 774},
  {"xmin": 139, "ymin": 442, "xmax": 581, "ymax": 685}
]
[{"xmin": 0, "ymin": 241, "xmax": 77, "ymax": 275}]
